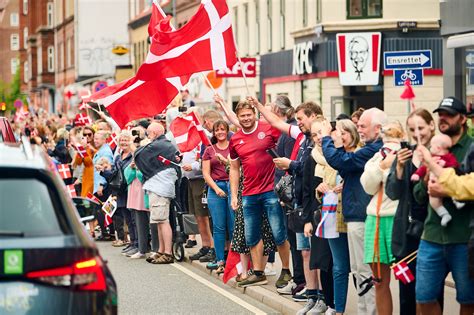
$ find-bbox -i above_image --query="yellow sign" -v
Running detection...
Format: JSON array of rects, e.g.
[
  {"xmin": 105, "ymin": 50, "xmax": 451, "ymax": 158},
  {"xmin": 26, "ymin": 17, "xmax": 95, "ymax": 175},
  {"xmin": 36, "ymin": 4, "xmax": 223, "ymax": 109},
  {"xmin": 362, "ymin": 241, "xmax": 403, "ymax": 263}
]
[{"xmin": 112, "ymin": 46, "xmax": 129, "ymax": 56}]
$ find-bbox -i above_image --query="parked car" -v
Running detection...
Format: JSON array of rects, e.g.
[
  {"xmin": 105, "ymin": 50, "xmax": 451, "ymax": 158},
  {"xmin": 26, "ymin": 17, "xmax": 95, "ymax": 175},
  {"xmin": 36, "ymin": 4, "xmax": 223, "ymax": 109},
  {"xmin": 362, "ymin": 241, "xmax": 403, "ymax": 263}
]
[
  {"xmin": 0, "ymin": 117, "xmax": 16, "ymax": 143},
  {"xmin": 0, "ymin": 140, "xmax": 117, "ymax": 314}
]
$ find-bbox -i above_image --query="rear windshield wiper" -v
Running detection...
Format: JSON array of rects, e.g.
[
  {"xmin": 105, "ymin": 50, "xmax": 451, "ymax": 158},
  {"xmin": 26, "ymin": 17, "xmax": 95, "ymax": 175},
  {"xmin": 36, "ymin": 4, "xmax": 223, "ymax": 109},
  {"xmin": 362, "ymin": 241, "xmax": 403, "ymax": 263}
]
[{"xmin": 0, "ymin": 230, "xmax": 25, "ymax": 237}]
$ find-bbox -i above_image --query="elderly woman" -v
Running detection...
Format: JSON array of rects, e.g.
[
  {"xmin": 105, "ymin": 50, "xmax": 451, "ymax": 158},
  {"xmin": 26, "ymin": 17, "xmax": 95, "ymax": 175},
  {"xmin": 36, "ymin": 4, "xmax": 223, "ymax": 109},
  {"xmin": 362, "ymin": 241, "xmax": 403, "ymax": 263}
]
[{"xmin": 103, "ymin": 131, "xmax": 135, "ymax": 249}]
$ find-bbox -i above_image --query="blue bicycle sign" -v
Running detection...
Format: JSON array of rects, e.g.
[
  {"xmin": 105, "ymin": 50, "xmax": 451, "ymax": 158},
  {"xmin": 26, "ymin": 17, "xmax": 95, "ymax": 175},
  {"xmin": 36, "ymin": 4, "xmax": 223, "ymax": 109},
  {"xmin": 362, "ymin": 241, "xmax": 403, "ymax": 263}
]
[{"xmin": 394, "ymin": 68, "xmax": 423, "ymax": 86}]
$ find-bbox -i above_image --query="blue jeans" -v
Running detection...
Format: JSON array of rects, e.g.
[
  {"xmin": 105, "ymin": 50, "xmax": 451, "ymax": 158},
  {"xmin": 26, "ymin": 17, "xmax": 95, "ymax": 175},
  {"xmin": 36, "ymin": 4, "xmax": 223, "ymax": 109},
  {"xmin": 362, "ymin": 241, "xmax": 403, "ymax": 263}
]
[
  {"xmin": 416, "ymin": 240, "xmax": 474, "ymax": 304},
  {"xmin": 242, "ymin": 190, "xmax": 287, "ymax": 247},
  {"xmin": 328, "ymin": 233, "xmax": 350, "ymax": 313},
  {"xmin": 207, "ymin": 181, "xmax": 234, "ymax": 262}
]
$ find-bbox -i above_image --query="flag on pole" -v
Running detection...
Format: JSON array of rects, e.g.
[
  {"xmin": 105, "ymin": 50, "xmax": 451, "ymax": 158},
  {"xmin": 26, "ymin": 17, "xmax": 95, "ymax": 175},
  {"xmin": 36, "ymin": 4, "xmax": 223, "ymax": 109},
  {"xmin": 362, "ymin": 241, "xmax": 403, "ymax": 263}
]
[
  {"xmin": 158, "ymin": 155, "xmax": 171, "ymax": 165},
  {"xmin": 57, "ymin": 164, "xmax": 72, "ymax": 179},
  {"xmin": 170, "ymin": 113, "xmax": 207, "ymax": 153},
  {"xmin": 106, "ymin": 132, "xmax": 119, "ymax": 150},
  {"xmin": 66, "ymin": 184, "xmax": 77, "ymax": 198},
  {"xmin": 393, "ymin": 261, "xmax": 415, "ymax": 284},
  {"xmin": 136, "ymin": 0, "xmax": 237, "ymax": 81},
  {"xmin": 189, "ymin": 112, "xmax": 211, "ymax": 146}
]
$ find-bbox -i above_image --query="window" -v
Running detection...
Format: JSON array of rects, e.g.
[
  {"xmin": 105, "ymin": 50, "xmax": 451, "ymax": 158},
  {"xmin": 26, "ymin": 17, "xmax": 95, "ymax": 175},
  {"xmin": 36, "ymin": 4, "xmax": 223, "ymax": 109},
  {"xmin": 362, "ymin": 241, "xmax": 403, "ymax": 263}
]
[
  {"xmin": 302, "ymin": 0, "xmax": 308, "ymax": 26},
  {"xmin": 11, "ymin": 58, "xmax": 19, "ymax": 74},
  {"xmin": 317, "ymin": 0, "xmax": 322, "ymax": 23},
  {"xmin": 244, "ymin": 3, "xmax": 249, "ymax": 55},
  {"xmin": 23, "ymin": 0, "xmax": 28, "ymax": 15},
  {"xmin": 279, "ymin": 0, "xmax": 285, "ymax": 49},
  {"xmin": 10, "ymin": 34, "xmax": 19, "ymax": 50},
  {"xmin": 10, "ymin": 13, "xmax": 19, "ymax": 26},
  {"xmin": 23, "ymin": 27, "xmax": 28, "ymax": 49},
  {"xmin": 347, "ymin": 0, "xmax": 382, "ymax": 19},
  {"xmin": 37, "ymin": 46, "xmax": 43, "ymax": 74},
  {"xmin": 255, "ymin": 0, "xmax": 260, "ymax": 54},
  {"xmin": 47, "ymin": 46, "xmax": 54, "ymax": 72},
  {"xmin": 66, "ymin": 38, "xmax": 72, "ymax": 68},
  {"xmin": 267, "ymin": 0, "xmax": 272, "ymax": 52},
  {"xmin": 0, "ymin": 179, "xmax": 62, "ymax": 237},
  {"xmin": 23, "ymin": 61, "xmax": 28, "ymax": 82},
  {"xmin": 47, "ymin": 2, "xmax": 54, "ymax": 27}
]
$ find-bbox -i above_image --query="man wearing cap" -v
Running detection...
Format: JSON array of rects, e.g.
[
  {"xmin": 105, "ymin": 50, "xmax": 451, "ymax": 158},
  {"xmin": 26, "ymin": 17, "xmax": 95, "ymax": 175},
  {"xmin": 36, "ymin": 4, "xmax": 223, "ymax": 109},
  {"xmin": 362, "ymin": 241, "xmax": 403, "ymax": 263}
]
[{"xmin": 414, "ymin": 97, "xmax": 474, "ymax": 315}]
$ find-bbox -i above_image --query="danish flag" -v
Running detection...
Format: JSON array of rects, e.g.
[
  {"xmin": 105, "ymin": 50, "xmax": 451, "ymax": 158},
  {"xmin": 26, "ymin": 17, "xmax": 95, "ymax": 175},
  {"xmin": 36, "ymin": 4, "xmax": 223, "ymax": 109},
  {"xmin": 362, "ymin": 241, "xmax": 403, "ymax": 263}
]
[
  {"xmin": 158, "ymin": 155, "xmax": 171, "ymax": 165},
  {"xmin": 14, "ymin": 107, "xmax": 29, "ymax": 123},
  {"xmin": 57, "ymin": 164, "xmax": 72, "ymax": 179},
  {"xmin": 66, "ymin": 184, "xmax": 77, "ymax": 198},
  {"xmin": 106, "ymin": 132, "xmax": 119, "ymax": 150},
  {"xmin": 393, "ymin": 261, "xmax": 415, "ymax": 285},
  {"xmin": 170, "ymin": 112, "xmax": 211, "ymax": 153},
  {"xmin": 136, "ymin": 0, "xmax": 237, "ymax": 81},
  {"xmin": 74, "ymin": 113, "xmax": 93, "ymax": 126},
  {"xmin": 73, "ymin": 144, "xmax": 88, "ymax": 158},
  {"xmin": 86, "ymin": 192, "xmax": 102, "ymax": 204}
]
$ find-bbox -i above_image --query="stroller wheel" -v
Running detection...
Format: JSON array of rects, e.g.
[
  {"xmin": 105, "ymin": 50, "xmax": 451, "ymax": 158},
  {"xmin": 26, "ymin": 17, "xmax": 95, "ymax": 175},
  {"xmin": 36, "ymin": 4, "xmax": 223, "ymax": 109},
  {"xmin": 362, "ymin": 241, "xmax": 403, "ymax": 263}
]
[{"xmin": 173, "ymin": 242, "xmax": 185, "ymax": 262}]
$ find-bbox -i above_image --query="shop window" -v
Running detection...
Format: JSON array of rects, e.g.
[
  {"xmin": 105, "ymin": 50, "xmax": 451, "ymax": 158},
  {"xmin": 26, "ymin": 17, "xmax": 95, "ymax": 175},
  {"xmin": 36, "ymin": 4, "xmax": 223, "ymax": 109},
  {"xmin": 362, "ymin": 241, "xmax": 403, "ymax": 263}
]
[{"xmin": 347, "ymin": 0, "xmax": 382, "ymax": 19}]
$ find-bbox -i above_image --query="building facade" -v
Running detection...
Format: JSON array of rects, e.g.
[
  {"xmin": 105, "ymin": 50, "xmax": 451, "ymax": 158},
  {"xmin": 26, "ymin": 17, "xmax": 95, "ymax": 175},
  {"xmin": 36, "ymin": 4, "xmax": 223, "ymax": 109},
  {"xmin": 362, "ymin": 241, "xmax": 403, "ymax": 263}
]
[
  {"xmin": 0, "ymin": 0, "xmax": 20, "ymax": 85},
  {"xmin": 440, "ymin": 0, "xmax": 474, "ymax": 112}
]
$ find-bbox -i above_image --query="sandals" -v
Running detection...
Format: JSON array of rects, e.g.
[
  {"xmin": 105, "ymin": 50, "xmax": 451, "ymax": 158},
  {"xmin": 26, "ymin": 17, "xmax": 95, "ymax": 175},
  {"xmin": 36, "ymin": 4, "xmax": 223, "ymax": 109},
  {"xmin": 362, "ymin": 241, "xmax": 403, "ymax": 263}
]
[
  {"xmin": 146, "ymin": 252, "xmax": 163, "ymax": 263},
  {"xmin": 216, "ymin": 265, "xmax": 225, "ymax": 275},
  {"xmin": 112, "ymin": 240, "xmax": 126, "ymax": 247},
  {"xmin": 151, "ymin": 253, "xmax": 174, "ymax": 264}
]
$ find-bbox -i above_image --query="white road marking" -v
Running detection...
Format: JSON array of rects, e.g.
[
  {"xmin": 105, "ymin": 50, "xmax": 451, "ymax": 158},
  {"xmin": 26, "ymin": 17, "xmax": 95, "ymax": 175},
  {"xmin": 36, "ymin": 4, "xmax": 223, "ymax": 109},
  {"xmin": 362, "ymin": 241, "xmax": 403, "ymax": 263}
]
[{"xmin": 171, "ymin": 263, "xmax": 267, "ymax": 315}]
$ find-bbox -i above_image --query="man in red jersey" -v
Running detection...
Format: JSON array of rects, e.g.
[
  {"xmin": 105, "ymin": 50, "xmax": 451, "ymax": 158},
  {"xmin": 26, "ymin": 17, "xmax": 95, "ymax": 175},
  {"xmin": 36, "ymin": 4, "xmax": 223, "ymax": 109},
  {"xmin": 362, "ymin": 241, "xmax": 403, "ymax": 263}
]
[{"xmin": 229, "ymin": 97, "xmax": 291, "ymax": 287}]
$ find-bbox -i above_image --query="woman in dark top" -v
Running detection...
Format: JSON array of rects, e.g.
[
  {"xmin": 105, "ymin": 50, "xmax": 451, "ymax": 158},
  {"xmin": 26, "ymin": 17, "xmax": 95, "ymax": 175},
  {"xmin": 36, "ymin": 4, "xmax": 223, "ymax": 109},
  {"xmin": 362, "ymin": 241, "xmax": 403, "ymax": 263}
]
[{"xmin": 385, "ymin": 108, "xmax": 438, "ymax": 315}]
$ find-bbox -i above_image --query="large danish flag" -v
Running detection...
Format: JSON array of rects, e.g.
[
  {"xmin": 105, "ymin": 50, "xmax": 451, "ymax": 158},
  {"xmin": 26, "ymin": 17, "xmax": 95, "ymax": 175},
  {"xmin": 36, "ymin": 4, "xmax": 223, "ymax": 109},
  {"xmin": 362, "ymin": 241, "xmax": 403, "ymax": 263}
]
[
  {"xmin": 136, "ymin": 0, "xmax": 237, "ymax": 81},
  {"xmin": 169, "ymin": 112, "xmax": 210, "ymax": 153}
]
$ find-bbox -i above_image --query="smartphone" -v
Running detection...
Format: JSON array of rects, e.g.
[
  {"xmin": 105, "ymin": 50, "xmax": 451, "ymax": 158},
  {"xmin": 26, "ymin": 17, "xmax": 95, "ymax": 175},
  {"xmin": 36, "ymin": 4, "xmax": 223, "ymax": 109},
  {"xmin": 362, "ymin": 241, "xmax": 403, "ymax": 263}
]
[
  {"xmin": 266, "ymin": 148, "xmax": 280, "ymax": 159},
  {"xmin": 330, "ymin": 121, "xmax": 337, "ymax": 131},
  {"xmin": 132, "ymin": 130, "xmax": 139, "ymax": 137},
  {"xmin": 178, "ymin": 106, "xmax": 188, "ymax": 112},
  {"xmin": 400, "ymin": 141, "xmax": 414, "ymax": 151}
]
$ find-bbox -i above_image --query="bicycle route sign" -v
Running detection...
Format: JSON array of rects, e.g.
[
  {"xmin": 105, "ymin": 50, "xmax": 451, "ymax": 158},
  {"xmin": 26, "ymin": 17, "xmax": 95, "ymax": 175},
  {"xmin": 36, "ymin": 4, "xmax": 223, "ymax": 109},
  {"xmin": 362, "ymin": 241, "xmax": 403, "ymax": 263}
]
[
  {"xmin": 384, "ymin": 50, "xmax": 432, "ymax": 70},
  {"xmin": 394, "ymin": 68, "xmax": 424, "ymax": 86}
]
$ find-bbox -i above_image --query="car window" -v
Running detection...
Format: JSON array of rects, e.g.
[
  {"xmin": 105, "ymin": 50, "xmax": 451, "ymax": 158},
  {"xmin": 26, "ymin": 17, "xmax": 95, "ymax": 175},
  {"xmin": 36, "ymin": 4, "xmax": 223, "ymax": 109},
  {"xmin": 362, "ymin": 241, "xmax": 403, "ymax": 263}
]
[
  {"xmin": 0, "ymin": 179, "xmax": 63, "ymax": 237},
  {"xmin": 0, "ymin": 131, "xmax": 3, "ymax": 142}
]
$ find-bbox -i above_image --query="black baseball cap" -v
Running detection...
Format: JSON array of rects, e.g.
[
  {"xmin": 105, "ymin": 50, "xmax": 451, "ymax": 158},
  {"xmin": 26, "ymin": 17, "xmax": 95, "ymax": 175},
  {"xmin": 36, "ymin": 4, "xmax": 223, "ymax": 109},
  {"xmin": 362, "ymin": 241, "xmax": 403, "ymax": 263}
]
[{"xmin": 433, "ymin": 97, "xmax": 467, "ymax": 115}]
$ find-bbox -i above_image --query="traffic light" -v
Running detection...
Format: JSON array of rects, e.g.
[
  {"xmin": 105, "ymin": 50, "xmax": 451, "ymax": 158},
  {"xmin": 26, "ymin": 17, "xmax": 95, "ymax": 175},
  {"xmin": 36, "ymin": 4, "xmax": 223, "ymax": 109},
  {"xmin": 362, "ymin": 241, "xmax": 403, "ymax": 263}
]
[{"xmin": 0, "ymin": 102, "xmax": 6, "ymax": 111}]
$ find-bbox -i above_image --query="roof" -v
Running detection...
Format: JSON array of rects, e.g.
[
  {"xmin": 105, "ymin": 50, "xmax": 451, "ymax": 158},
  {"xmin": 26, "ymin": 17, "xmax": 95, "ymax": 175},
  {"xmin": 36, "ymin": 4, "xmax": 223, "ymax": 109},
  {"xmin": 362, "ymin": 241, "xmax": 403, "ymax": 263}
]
[{"xmin": 0, "ymin": 142, "xmax": 50, "ymax": 170}]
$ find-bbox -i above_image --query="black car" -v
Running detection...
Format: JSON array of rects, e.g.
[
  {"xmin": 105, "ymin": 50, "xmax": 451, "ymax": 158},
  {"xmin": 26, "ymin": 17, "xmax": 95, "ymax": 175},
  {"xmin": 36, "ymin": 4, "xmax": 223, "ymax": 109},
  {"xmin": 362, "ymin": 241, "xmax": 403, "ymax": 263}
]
[{"xmin": 0, "ymin": 140, "xmax": 117, "ymax": 314}]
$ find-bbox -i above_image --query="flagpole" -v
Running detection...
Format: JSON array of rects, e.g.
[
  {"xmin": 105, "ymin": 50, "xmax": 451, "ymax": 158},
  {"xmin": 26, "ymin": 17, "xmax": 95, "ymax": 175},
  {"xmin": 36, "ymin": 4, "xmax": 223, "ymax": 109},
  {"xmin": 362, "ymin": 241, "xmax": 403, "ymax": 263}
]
[{"xmin": 232, "ymin": 37, "xmax": 251, "ymax": 96}]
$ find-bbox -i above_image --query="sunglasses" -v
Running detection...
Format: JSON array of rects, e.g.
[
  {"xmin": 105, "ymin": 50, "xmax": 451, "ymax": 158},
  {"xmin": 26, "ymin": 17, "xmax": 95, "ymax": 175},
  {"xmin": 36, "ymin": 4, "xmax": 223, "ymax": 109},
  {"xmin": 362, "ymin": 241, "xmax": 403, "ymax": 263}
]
[{"xmin": 84, "ymin": 133, "xmax": 93, "ymax": 137}]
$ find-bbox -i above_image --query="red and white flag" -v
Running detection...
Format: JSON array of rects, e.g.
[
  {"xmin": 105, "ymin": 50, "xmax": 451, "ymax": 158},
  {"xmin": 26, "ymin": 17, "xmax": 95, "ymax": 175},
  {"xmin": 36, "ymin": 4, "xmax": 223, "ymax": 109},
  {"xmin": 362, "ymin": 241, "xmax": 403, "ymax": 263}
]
[
  {"xmin": 57, "ymin": 164, "xmax": 72, "ymax": 179},
  {"xmin": 393, "ymin": 261, "xmax": 415, "ymax": 285},
  {"xmin": 74, "ymin": 113, "xmax": 93, "ymax": 126},
  {"xmin": 222, "ymin": 249, "xmax": 251, "ymax": 284},
  {"xmin": 14, "ymin": 107, "xmax": 29, "ymax": 123},
  {"xmin": 170, "ymin": 112, "xmax": 210, "ymax": 153},
  {"xmin": 73, "ymin": 144, "xmax": 88, "ymax": 158},
  {"xmin": 86, "ymin": 192, "xmax": 102, "ymax": 204},
  {"xmin": 136, "ymin": 0, "xmax": 237, "ymax": 81},
  {"xmin": 189, "ymin": 112, "xmax": 211, "ymax": 146},
  {"xmin": 106, "ymin": 132, "xmax": 119, "ymax": 150},
  {"xmin": 66, "ymin": 184, "xmax": 77, "ymax": 198},
  {"xmin": 90, "ymin": 0, "xmax": 190, "ymax": 128},
  {"xmin": 158, "ymin": 155, "xmax": 171, "ymax": 165}
]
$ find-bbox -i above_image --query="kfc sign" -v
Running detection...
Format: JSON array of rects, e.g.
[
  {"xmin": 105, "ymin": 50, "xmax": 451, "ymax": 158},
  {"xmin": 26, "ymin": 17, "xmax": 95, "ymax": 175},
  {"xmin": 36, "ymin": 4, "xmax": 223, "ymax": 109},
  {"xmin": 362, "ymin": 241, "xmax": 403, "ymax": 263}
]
[
  {"xmin": 336, "ymin": 32, "xmax": 382, "ymax": 86},
  {"xmin": 215, "ymin": 58, "xmax": 257, "ymax": 78},
  {"xmin": 293, "ymin": 41, "xmax": 314, "ymax": 75}
]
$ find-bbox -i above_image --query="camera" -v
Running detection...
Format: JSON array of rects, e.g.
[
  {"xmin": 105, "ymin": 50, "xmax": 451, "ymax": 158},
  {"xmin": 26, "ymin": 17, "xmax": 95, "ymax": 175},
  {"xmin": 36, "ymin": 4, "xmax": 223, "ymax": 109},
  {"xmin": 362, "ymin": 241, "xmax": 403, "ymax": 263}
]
[
  {"xmin": 132, "ymin": 130, "xmax": 139, "ymax": 137},
  {"xmin": 330, "ymin": 121, "xmax": 337, "ymax": 131},
  {"xmin": 178, "ymin": 106, "xmax": 188, "ymax": 113}
]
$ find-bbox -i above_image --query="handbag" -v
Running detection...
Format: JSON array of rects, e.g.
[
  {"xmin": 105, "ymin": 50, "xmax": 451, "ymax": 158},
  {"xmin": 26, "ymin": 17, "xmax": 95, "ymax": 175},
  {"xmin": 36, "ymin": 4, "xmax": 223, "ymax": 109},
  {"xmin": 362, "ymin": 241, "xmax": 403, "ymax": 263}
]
[
  {"xmin": 406, "ymin": 216, "xmax": 424, "ymax": 239},
  {"xmin": 275, "ymin": 174, "xmax": 293, "ymax": 206},
  {"xmin": 109, "ymin": 168, "xmax": 126, "ymax": 193},
  {"xmin": 287, "ymin": 207, "xmax": 305, "ymax": 233}
]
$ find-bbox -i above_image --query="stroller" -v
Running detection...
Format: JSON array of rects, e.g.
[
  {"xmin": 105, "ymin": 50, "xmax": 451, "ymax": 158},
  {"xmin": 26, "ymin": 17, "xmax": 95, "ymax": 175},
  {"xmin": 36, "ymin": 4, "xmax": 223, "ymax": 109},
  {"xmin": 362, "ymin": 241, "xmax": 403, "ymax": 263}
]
[{"xmin": 170, "ymin": 177, "xmax": 200, "ymax": 262}]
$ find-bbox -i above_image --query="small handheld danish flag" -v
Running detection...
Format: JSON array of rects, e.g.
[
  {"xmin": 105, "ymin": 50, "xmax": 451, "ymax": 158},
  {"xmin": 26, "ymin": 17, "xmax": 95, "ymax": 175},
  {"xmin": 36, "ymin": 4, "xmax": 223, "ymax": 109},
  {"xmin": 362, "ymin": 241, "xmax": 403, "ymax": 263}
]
[
  {"xmin": 158, "ymin": 155, "xmax": 171, "ymax": 165},
  {"xmin": 74, "ymin": 113, "xmax": 93, "ymax": 126},
  {"xmin": 57, "ymin": 164, "xmax": 72, "ymax": 179},
  {"xmin": 66, "ymin": 184, "xmax": 77, "ymax": 198},
  {"xmin": 106, "ymin": 132, "xmax": 119, "ymax": 150},
  {"xmin": 393, "ymin": 261, "xmax": 415, "ymax": 285},
  {"xmin": 73, "ymin": 144, "xmax": 88, "ymax": 158},
  {"xmin": 86, "ymin": 192, "xmax": 102, "ymax": 204}
]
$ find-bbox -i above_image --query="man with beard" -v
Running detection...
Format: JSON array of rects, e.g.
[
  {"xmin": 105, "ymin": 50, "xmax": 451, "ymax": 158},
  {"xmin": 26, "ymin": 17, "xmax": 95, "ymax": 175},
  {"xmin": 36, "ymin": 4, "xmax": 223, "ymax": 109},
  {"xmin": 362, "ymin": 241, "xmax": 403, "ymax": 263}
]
[{"xmin": 414, "ymin": 97, "xmax": 474, "ymax": 315}]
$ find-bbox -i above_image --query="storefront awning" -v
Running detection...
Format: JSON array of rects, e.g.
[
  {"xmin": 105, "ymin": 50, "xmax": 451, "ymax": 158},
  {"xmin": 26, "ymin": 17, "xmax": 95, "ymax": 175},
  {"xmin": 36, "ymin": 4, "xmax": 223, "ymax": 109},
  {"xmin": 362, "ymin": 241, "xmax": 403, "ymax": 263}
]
[{"xmin": 447, "ymin": 32, "xmax": 474, "ymax": 49}]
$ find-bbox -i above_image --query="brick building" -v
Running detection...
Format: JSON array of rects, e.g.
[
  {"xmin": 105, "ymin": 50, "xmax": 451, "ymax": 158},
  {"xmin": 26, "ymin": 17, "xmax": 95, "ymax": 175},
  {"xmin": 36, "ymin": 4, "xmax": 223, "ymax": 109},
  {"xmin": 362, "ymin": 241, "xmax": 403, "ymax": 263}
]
[{"xmin": 0, "ymin": 0, "xmax": 20, "ymax": 86}]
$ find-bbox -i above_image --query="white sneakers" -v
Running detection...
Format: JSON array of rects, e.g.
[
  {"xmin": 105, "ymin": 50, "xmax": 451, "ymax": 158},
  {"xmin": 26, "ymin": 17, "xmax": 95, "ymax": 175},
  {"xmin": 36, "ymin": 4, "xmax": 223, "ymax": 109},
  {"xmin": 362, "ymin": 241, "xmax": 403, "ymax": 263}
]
[
  {"xmin": 130, "ymin": 252, "xmax": 146, "ymax": 259},
  {"xmin": 264, "ymin": 263, "xmax": 277, "ymax": 276},
  {"xmin": 276, "ymin": 279, "xmax": 297, "ymax": 295}
]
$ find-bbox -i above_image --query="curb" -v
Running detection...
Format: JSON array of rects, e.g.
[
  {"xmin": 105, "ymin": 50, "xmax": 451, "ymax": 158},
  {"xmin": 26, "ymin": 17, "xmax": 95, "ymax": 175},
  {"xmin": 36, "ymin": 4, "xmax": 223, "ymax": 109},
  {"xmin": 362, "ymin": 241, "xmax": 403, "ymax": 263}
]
[{"xmin": 185, "ymin": 258, "xmax": 302, "ymax": 315}]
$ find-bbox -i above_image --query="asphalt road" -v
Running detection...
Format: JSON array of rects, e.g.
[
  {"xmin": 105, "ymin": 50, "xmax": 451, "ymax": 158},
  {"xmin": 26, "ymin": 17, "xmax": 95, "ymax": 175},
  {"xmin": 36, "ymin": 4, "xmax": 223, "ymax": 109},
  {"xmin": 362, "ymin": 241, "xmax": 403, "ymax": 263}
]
[{"xmin": 97, "ymin": 243, "xmax": 276, "ymax": 315}]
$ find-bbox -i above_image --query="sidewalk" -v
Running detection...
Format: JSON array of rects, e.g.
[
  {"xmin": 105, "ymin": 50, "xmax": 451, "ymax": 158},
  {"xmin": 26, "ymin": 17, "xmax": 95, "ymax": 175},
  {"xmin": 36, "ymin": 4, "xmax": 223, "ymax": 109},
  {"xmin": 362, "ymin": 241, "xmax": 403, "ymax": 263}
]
[{"xmin": 183, "ymin": 239, "xmax": 460, "ymax": 314}]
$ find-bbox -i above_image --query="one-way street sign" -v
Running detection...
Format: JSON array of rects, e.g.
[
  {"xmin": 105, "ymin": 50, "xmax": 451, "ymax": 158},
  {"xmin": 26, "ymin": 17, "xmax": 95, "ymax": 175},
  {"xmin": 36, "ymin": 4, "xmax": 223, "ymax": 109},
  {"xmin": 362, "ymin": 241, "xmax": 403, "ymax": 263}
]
[{"xmin": 384, "ymin": 50, "xmax": 432, "ymax": 70}]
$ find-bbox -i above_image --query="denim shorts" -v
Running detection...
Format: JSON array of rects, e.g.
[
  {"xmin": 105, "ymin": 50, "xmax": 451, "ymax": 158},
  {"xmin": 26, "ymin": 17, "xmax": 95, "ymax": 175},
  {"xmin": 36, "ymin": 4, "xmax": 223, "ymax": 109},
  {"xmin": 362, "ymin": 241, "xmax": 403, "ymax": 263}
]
[
  {"xmin": 416, "ymin": 240, "xmax": 474, "ymax": 304},
  {"xmin": 296, "ymin": 233, "xmax": 310, "ymax": 250},
  {"xmin": 242, "ymin": 190, "xmax": 287, "ymax": 247}
]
